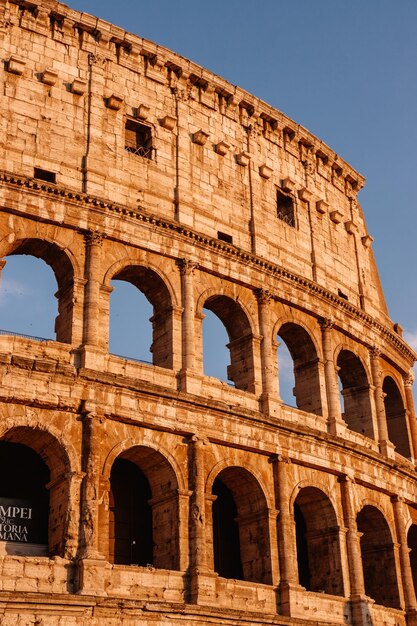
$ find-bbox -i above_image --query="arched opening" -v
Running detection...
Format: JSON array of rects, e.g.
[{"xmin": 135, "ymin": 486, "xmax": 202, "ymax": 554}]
[
  {"xmin": 110, "ymin": 266, "xmax": 173, "ymax": 368},
  {"xmin": 277, "ymin": 323, "xmax": 322, "ymax": 414},
  {"xmin": 202, "ymin": 308, "xmax": 230, "ymax": 382},
  {"xmin": 109, "ymin": 446, "xmax": 179, "ymax": 569},
  {"xmin": 212, "ymin": 467, "xmax": 272, "ymax": 584},
  {"xmin": 203, "ymin": 296, "xmax": 255, "ymax": 392},
  {"xmin": 0, "ymin": 427, "xmax": 71, "ymax": 557},
  {"xmin": 1, "ymin": 239, "xmax": 75, "ymax": 343},
  {"xmin": 294, "ymin": 487, "xmax": 344, "ymax": 596},
  {"xmin": 407, "ymin": 523, "xmax": 417, "ymax": 599},
  {"xmin": 109, "ymin": 458, "xmax": 152, "ymax": 566},
  {"xmin": 383, "ymin": 376, "xmax": 411, "ymax": 458},
  {"xmin": 0, "ymin": 442, "xmax": 49, "ymax": 555},
  {"xmin": 337, "ymin": 350, "xmax": 374, "ymax": 438},
  {"xmin": 357, "ymin": 505, "xmax": 401, "ymax": 608},
  {"xmin": 110, "ymin": 281, "xmax": 153, "ymax": 363}
]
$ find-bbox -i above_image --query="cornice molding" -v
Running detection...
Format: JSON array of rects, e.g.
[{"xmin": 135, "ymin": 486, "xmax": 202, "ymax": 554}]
[{"xmin": 0, "ymin": 170, "xmax": 414, "ymax": 364}]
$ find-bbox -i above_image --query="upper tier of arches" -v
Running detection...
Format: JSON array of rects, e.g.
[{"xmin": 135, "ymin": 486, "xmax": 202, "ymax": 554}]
[{"xmin": 0, "ymin": 235, "xmax": 414, "ymax": 463}]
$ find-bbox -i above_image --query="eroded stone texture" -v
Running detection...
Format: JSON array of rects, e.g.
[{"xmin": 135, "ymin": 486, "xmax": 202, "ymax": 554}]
[{"xmin": 0, "ymin": 1, "xmax": 416, "ymax": 626}]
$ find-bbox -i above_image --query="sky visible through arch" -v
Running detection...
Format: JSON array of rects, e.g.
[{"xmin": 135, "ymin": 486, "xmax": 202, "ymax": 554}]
[{"xmin": 1, "ymin": 0, "xmax": 416, "ymax": 404}]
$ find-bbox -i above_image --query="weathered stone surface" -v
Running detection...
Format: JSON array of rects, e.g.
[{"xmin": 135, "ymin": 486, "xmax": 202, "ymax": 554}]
[{"xmin": 0, "ymin": 1, "xmax": 416, "ymax": 626}]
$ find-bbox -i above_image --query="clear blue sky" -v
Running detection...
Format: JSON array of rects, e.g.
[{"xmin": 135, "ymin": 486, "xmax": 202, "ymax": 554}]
[
  {"xmin": 2, "ymin": 0, "xmax": 416, "ymax": 404},
  {"xmin": 64, "ymin": 0, "xmax": 417, "ymax": 348}
]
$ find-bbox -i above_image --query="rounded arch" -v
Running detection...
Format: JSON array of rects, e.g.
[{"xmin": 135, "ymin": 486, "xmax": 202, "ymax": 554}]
[
  {"xmin": 0, "ymin": 425, "xmax": 73, "ymax": 557},
  {"xmin": 206, "ymin": 459, "xmax": 273, "ymax": 509},
  {"xmin": 1, "ymin": 237, "xmax": 77, "ymax": 344},
  {"xmin": 0, "ymin": 423, "xmax": 74, "ymax": 479},
  {"xmin": 383, "ymin": 375, "xmax": 411, "ymax": 458},
  {"xmin": 103, "ymin": 437, "xmax": 186, "ymax": 492},
  {"xmin": 6, "ymin": 237, "xmax": 77, "ymax": 291},
  {"xmin": 289, "ymin": 480, "xmax": 341, "ymax": 521},
  {"xmin": 196, "ymin": 287, "xmax": 257, "ymax": 333},
  {"xmin": 105, "ymin": 260, "xmax": 175, "ymax": 368},
  {"xmin": 276, "ymin": 321, "xmax": 322, "ymax": 415},
  {"xmin": 103, "ymin": 258, "xmax": 179, "ymax": 308},
  {"xmin": 293, "ymin": 486, "xmax": 344, "ymax": 596},
  {"xmin": 336, "ymin": 348, "xmax": 374, "ymax": 439},
  {"xmin": 0, "ymin": 230, "xmax": 81, "ymax": 279},
  {"xmin": 108, "ymin": 443, "xmax": 180, "ymax": 569},
  {"xmin": 199, "ymin": 290, "xmax": 256, "ymax": 392},
  {"xmin": 272, "ymin": 316, "xmax": 322, "ymax": 358},
  {"xmin": 211, "ymin": 465, "xmax": 272, "ymax": 584},
  {"xmin": 355, "ymin": 496, "xmax": 396, "ymax": 532},
  {"xmin": 356, "ymin": 504, "xmax": 401, "ymax": 608}
]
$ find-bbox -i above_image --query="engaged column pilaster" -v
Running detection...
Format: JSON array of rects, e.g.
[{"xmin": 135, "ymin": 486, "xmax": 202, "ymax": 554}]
[{"xmin": 319, "ymin": 318, "xmax": 344, "ymax": 436}]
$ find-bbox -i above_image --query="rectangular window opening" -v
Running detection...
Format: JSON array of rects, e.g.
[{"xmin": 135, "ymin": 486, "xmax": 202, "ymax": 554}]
[
  {"xmin": 217, "ymin": 231, "xmax": 233, "ymax": 244},
  {"xmin": 34, "ymin": 168, "xmax": 56, "ymax": 184},
  {"xmin": 276, "ymin": 189, "xmax": 295, "ymax": 227},
  {"xmin": 125, "ymin": 119, "xmax": 153, "ymax": 159}
]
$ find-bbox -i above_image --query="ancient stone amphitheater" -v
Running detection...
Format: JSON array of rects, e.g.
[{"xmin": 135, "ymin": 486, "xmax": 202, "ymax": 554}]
[{"xmin": 0, "ymin": 1, "xmax": 416, "ymax": 625}]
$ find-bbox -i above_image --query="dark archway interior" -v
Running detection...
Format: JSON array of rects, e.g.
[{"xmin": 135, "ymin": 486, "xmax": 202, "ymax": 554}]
[
  {"xmin": 357, "ymin": 505, "xmax": 401, "ymax": 608},
  {"xmin": 108, "ymin": 446, "xmax": 179, "ymax": 570},
  {"xmin": 212, "ymin": 477, "xmax": 243, "ymax": 580},
  {"xmin": 294, "ymin": 502, "xmax": 310, "ymax": 589},
  {"xmin": 211, "ymin": 466, "xmax": 272, "ymax": 584},
  {"xmin": 0, "ymin": 441, "xmax": 50, "ymax": 547},
  {"xmin": 109, "ymin": 457, "xmax": 152, "ymax": 566},
  {"xmin": 294, "ymin": 487, "xmax": 344, "ymax": 596},
  {"xmin": 408, "ymin": 523, "xmax": 417, "ymax": 598}
]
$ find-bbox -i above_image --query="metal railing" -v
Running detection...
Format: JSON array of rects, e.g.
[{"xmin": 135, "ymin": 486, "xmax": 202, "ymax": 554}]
[
  {"xmin": 277, "ymin": 211, "xmax": 295, "ymax": 227},
  {"xmin": 0, "ymin": 329, "xmax": 52, "ymax": 342},
  {"xmin": 110, "ymin": 352, "xmax": 152, "ymax": 366},
  {"xmin": 125, "ymin": 145, "xmax": 153, "ymax": 159}
]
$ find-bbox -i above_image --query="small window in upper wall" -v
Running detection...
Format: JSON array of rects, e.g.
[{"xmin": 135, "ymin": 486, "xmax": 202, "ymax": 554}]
[
  {"xmin": 276, "ymin": 189, "xmax": 295, "ymax": 227},
  {"xmin": 125, "ymin": 119, "xmax": 153, "ymax": 159}
]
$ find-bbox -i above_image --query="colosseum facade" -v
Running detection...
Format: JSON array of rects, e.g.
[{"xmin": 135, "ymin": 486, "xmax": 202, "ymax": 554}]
[{"xmin": 0, "ymin": 1, "xmax": 416, "ymax": 625}]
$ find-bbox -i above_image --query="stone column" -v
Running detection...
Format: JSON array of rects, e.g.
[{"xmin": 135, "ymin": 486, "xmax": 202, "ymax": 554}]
[
  {"xmin": 77, "ymin": 407, "xmax": 109, "ymax": 595},
  {"xmin": 319, "ymin": 318, "xmax": 344, "ymax": 436},
  {"xmin": 63, "ymin": 470, "xmax": 84, "ymax": 559},
  {"xmin": 392, "ymin": 496, "xmax": 417, "ymax": 614},
  {"xmin": 339, "ymin": 475, "xmax": 367, "ymax": 626},
  {"xmin": 178, "ymin": 259, "xmax": 198, "ymax": 372},
  {"xmin": 272, "ymin": 454, "xmax": 298, "ymax": 615},
  {"xmin": 83, "ymin": 231, "xmax": 104, "ymax": 347},
  {"xmin": 404, "ymin": 371, "xmax": 417, "ymax": 462},
  {"xmin": 256, "ymin": 289, "xmax": 279, "ymax": 413},
  {"xmin": 188, "ymin": 436, "xmax": 210, "ymax": 602},
  {"xmin": 369, "ymin": 347, "xmax": 395, "ymax": 458},
  {"xmin": 79, "ymin": 409, "xmax": 104, "ymax": 559}
]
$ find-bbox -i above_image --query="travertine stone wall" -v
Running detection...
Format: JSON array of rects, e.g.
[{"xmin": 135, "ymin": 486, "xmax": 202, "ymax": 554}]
[{"xmin": 0, "ymin": 2, "xmax": 416, "ymax": 626}]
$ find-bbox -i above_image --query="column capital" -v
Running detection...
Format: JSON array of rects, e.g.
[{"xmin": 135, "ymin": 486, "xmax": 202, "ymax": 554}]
[
  {"xmin": 318, "ymin": 316, "xmax": 334, "ymax": 331},
  {"xmin": 338, "ymin": 473, "xmax": 356, "ymax": 485},
  {"xmin": 190, "ymin": 434, "xmax": 209, "ymax": 446},
  {"xmin": 177, "ymin": 258, "xmax": 198, "ymax": 275},
  {"xmin": 255, "ymin": 288, "xmax": 272, "ymax": 305},
  {"xmin": 84, "ymin": 230, "xmax": 106, "ymax": 246},
  {"xmin": 369, "ymin": 346, "xmax": 381, "ymax": 359},
  {"xmin": 404, "ymin": 371, "xmax": 415, "ymax": 387},
  {"xmin": 81, "ymin": 401, "xmax": 106, "ymax": 425},
  {"xmin": 391, "ymin": 495, "xmax": 405, "ymax": 504},
  {"xmin": 271, "ymin": 453, "xmax": 291, "ymax": 465}
]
